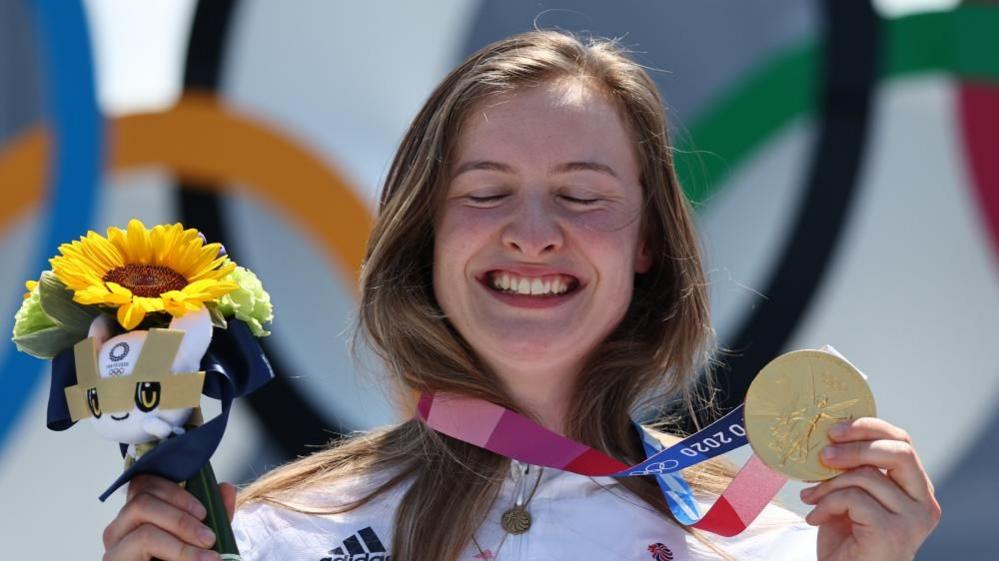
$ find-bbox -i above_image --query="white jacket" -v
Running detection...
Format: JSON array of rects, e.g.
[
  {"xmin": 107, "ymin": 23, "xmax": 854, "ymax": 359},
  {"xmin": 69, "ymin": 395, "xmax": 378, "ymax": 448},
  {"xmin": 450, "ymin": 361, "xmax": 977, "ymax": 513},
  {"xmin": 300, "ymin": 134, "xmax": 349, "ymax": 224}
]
[{"xmin": 233, "ymin": 460, "xmax": 817, "ymax": 561}]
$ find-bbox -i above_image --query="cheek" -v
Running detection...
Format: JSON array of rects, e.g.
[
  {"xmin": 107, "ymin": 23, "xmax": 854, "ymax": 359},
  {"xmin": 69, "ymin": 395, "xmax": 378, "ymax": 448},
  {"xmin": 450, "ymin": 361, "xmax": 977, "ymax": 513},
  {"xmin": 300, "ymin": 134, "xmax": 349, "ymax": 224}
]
[
  {"xmin": 569, "ymin": 213, "xmax": 644, "ymax": 269},
  {"xmin": 566, "ymin": 207, "xmax": 641, "ymax": 233},
  {"xmin": 434, "ymin": 207, "xmax": 501, "ymax": 275}
]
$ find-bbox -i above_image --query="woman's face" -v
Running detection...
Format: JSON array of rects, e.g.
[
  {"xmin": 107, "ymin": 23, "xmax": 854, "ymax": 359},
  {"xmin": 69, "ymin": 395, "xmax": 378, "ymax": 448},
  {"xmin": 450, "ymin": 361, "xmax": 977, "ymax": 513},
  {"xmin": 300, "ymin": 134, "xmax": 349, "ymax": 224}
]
[{"xmin": 433, "ymin": 80, "xmax": 651, "ymax": 381}]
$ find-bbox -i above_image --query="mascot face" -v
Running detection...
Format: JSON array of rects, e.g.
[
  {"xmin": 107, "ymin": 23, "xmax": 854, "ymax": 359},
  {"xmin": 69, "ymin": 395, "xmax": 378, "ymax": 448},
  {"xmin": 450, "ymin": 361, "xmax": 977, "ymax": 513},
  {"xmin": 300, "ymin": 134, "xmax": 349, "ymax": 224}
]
[{"xmin": 86, "ymin": 307, "xmax": 212, "ymax": 444}]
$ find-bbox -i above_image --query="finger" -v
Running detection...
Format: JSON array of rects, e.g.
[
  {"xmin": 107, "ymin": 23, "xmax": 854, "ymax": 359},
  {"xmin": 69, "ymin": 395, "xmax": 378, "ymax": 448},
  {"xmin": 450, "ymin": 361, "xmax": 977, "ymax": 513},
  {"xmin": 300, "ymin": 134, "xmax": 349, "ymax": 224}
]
[
  {"xmin": 103, "ymin": 492, "xmax": 217, "ymax": 551},
  {"xmin": 820, "ymin": 439, "xmax": 931, "ymax": 502},
  {"xmin": 827, "ymin": 417, "xmax": 936, "ymax": 500},
  {"xmin": 828, "ymin": 417, "xmax": 912, "ymax": 445},
  {"xmin": 219, "ymin": 483, "xmax": 237, "ymax": 522},
  {"xmin": 105, "ymin": 523, "xmax": 220, "ymax": 561},
  {"xmin": 805, "ymin": 487, "xmax": 891, "ymax": 528},
  {"xmin": 800, "ymin": 466, "xmax": 912, "ymax": 514},
  {"xmin": 127, "ymin": 475, "xmax": 207, "ymax": 520}
]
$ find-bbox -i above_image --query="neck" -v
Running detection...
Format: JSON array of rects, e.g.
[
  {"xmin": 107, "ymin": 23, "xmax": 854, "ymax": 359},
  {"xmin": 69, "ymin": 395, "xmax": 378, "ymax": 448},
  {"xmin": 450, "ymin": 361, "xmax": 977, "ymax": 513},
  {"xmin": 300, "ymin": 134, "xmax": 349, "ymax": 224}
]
[{"xmin": 491, "ymin": 361, "xmax": 577, "ymax": 435}]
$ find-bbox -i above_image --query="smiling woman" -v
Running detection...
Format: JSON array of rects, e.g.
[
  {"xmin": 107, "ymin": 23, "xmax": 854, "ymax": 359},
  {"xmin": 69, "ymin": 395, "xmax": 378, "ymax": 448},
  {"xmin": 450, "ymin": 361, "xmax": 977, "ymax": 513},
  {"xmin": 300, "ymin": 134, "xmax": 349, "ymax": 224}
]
[
  {"xmin": 434, "ymin": 81, "xmax": 653, "ymax": 432},
  {"xmin": 100, "ymin": 30, "xmax": 939, "ymax": 561}
]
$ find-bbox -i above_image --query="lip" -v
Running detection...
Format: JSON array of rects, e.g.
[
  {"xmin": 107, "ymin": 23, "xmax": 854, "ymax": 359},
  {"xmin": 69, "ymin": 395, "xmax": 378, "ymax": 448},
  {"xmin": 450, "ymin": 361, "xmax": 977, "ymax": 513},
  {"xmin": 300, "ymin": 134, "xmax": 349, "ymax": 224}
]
[
  {"xmin": 483, "ymin": 286, "xmax": 582, "ymax": 309},
  {"xmin": 476, "ymin": 265, "xmax": 585, "ymax": 309},
  {"xmin": 111, "ymin": 412, "xmax": 130, "ymax": 421},
  {"xmin": 476, "ymin": 265, "xmax": 586, "ymax": 286}
]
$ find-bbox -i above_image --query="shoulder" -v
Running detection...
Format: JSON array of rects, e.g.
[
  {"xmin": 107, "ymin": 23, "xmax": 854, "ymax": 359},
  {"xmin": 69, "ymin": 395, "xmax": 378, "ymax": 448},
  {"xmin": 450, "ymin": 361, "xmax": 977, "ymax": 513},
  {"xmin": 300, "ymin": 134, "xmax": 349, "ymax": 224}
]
[{"xmin": 232, "ymin": 470, "xmax": 408, "ymax": 561}]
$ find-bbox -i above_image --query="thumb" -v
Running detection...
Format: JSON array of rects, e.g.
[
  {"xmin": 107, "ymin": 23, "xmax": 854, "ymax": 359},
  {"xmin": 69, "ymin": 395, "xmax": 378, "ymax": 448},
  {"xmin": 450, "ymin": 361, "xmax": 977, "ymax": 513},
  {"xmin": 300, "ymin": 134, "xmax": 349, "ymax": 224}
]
[{"xmin": 220, "ymin": 482, "xmax": 237, "ymax": 522}]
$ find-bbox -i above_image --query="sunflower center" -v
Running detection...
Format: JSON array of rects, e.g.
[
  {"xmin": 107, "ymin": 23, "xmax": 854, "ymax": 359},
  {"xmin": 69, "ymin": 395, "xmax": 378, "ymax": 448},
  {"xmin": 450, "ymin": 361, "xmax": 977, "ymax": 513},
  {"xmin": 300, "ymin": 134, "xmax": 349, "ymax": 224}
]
[{"xmin": 103, "ymin": 264, "xmax": 188, "ymax": 297}]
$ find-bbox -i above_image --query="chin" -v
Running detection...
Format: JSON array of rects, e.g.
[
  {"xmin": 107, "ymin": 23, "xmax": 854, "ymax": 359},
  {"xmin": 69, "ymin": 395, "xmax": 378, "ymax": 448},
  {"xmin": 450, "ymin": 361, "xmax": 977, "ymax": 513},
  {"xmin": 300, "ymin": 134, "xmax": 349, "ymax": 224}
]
[{"xmin": 489, "ymin": 336, "xmax": 585, "ymax": 365}]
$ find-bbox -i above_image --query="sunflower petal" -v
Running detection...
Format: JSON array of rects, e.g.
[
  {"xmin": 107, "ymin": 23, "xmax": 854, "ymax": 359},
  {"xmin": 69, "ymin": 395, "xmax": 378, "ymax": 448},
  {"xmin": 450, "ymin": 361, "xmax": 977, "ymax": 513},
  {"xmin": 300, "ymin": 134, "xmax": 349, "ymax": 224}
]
[
  {"xmin": 188, "ymin": 258, "xmax": 236, "ymax": 282},
  {"xmin": 73, "ymin": 284, "xmax": 112, "ymax": 305},
  {"xmin": 161, "ymin": 291, "xmax": 203, "ymax": 316},
  {"xmin": 181, "ymin": 278, "xmax": 238, "ymax": 300},
  {"xmin": 105, "ymin": 282, "xmax": 134, "ymax": 299},
  {"xmin": 22, "ymin": 279, "xmax": 38, "ymax": 299},
  {"xmin": 82, "ymin": 231, "xmax": 124, "ymax": 270},
  {"xmin": 117, "ymin": 301, "xmax": 146, "ymax": 330},
  {"xmin": 160, "ymin": 292, "xmax": 187, "ymax": 316},
  {"xmin": 125, "ymin": 219, "xmax": 153, "ymax": 263},
  {"xmin": 183, "ymin": 246, "xmax": 225, "ymax": 279},
  {"xmin": 150, "ymin": 223, "xmax": 182, "ymax": 266},
  {"xmin": 134, "ymin": 296, "xmax": 165, "ymax": 313},
  {"xmin": 172, "ymin": 239, "xmax": 207, "ymax": 277}
]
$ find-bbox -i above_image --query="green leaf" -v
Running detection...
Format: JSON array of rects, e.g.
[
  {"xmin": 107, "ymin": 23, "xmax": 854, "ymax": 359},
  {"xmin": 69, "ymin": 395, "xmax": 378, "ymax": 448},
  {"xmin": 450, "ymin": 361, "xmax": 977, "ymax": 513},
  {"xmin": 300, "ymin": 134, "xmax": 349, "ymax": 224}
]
[
  {"xmin": 12, "ymin": 324, "xmax": 80, "ymax": 359},
  {"xmin": 12, "ymin": 283, "xmax": 58, "ymax": 339},
  {"xmin": 206, "ymin": 303, "xmax": 228, "ymax": 330},
  {"xmin": 38, "ymin": 271, "xmax": 100, "ymax": 336}
]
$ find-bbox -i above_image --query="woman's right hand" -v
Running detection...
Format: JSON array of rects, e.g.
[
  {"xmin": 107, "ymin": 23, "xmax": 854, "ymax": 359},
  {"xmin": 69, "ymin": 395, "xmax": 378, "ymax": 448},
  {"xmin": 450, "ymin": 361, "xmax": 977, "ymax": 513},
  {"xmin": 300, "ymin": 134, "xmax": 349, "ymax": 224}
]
[{"xmin": 101, "ymin": 474, "xmax": 236, "ymax": 561}]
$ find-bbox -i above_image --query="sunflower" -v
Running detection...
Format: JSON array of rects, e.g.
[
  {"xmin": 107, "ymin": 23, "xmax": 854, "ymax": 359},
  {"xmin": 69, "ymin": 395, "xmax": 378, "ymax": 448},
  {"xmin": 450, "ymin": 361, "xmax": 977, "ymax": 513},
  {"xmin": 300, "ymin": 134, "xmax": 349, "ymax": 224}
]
[{"xmin": 49, "ymin": 219, "xmax": 239, "ymax": 329}]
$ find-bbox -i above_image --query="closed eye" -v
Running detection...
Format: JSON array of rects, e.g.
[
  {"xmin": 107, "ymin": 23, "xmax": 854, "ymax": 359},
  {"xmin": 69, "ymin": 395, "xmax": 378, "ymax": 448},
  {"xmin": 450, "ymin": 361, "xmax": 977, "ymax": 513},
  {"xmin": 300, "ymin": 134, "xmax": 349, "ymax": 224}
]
[
  {"xmin": 466, "ymin": 194, "xmax": 508, "ymax": 205},
  {"xmin": 559, "ymin": 194, "xmax": 601, "ymax": 205}
]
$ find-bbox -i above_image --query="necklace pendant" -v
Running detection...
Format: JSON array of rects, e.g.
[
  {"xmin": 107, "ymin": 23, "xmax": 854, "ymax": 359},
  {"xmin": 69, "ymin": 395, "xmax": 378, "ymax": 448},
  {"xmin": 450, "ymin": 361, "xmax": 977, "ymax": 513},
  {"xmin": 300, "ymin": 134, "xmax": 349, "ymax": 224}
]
[{"xmin": 501, "ymin": 505, "xmax": 531, "ymax": 534}]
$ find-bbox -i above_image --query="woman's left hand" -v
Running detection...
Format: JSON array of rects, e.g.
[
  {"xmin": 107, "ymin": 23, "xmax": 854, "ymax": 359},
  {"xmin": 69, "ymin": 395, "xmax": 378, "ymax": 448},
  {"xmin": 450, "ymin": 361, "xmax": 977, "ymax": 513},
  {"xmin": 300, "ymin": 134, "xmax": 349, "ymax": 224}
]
[{"xmin": 799, "ymin": 417, "xmax": 941, "ymax": 561}]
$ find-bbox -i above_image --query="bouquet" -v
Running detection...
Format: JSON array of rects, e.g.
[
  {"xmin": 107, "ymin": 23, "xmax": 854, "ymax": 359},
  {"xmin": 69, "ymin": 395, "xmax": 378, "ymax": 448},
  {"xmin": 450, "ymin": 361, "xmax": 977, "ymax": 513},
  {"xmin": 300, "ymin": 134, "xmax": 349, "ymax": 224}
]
[{"xmin": 11, "ymin": 219, "xmax": 275, "ymax": 560}]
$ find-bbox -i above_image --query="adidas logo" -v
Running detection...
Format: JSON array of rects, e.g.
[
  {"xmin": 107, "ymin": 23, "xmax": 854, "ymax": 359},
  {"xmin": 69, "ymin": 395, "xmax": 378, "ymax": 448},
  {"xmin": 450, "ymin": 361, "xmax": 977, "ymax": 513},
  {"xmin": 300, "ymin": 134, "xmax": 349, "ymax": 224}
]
[{"xmin": 320, "ymin": 526, "xmax": 391, "ymax": 561}]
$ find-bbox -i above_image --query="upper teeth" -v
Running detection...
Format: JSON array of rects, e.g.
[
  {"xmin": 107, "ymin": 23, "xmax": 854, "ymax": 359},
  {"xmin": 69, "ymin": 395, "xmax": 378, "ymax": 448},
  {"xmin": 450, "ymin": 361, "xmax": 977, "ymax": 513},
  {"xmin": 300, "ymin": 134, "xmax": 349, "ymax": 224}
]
[{"xmin": 490, "ymin": 273, "xmax": 573, "ymax": 296}]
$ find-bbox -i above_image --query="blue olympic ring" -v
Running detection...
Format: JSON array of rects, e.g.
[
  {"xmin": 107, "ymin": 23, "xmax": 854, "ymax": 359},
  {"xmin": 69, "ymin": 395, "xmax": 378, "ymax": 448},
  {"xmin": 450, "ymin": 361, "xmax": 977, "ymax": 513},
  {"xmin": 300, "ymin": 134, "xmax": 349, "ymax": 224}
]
[{"xmin": 0, "ymin": 0, "xmax": 101, "ymax": 452}]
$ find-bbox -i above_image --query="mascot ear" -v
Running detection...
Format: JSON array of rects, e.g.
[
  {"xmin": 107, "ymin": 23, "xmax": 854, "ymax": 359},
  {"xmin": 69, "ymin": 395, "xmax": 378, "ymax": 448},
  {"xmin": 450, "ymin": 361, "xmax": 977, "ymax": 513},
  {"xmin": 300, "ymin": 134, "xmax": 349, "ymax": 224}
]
[
  {"xmin": 167, "ymin": 307, "xmax": 213, "ymax": 372},
  {"xmin": 87, "ymin": 313, "xmax": 117, "ymax": 346}
]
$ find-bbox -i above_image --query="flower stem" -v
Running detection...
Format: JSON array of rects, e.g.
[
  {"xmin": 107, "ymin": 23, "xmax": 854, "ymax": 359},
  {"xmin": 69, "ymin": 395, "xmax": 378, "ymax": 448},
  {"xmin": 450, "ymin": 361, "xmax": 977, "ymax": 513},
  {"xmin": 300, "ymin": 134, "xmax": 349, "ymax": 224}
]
[{"xmin": 186, "ymin": 462, "xmax": 240, "ymax": 558}]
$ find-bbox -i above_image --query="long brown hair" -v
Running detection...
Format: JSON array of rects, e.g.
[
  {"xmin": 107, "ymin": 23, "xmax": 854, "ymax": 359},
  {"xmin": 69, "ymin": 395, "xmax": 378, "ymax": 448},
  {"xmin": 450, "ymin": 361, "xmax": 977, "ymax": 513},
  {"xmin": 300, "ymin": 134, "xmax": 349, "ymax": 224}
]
[{"xmin": 239, "ymin": 30, "xmax": 723, "ymax": 561}]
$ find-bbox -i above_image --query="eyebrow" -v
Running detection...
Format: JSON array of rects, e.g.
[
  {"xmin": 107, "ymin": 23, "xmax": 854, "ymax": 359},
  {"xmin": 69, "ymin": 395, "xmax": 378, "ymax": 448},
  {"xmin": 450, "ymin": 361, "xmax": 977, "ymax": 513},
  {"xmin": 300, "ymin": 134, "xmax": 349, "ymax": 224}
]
[
  {"xmin": 552, "ymin": 161, "xmax": 619, "ymax": 178},
  {"xmin": 452, "ymin": 160, "xmax": 619, "ymax": 179},
  {"xmin": 452, "ymin": 160, "xmax": 514, "ymax": 177}
]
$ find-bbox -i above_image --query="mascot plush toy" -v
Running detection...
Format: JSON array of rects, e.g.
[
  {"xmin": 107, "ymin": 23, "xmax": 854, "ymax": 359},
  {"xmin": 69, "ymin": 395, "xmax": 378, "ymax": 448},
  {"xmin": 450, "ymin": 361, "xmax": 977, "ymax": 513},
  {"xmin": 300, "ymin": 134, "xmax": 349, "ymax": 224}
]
[{"xmin": 67, "ymin": 308, "xmax": 213, "ymax": 463}]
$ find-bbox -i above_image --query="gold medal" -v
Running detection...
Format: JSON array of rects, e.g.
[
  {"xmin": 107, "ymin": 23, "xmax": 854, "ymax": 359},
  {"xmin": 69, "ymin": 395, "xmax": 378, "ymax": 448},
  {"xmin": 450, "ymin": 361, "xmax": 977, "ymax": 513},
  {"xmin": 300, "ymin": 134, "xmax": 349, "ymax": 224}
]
[{"xmin": 744, "ymin": 349, "xmax": 876, "ymax": 481}]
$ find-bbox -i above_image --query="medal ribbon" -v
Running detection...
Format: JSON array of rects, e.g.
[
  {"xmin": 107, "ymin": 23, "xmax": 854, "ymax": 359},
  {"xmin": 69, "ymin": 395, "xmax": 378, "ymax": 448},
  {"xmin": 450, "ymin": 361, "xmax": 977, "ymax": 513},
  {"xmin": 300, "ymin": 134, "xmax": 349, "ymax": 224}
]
[{"xmin": 417, "ymin": 392, "xmax": 786, "ymax": 536}]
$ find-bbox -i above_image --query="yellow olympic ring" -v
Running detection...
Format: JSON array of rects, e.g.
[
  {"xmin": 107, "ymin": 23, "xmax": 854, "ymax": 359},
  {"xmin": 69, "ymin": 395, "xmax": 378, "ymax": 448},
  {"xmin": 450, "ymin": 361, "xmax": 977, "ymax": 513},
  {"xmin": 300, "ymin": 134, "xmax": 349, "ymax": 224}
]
[{"xmin": 0, "ymin": 92, "xmax": 372, "ymax": 286}]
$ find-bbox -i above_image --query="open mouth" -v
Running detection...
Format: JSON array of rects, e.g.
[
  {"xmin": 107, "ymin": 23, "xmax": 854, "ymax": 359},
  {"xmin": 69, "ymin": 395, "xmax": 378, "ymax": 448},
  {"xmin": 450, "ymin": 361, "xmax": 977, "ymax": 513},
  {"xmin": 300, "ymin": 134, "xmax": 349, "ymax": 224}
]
[
  {"xmin": 481, "ymin": 270, "xmax": 582, "ymax": 297},
  {"xmin": 111, "ymin": 412, "xmax": 130, "ymax": 421}
]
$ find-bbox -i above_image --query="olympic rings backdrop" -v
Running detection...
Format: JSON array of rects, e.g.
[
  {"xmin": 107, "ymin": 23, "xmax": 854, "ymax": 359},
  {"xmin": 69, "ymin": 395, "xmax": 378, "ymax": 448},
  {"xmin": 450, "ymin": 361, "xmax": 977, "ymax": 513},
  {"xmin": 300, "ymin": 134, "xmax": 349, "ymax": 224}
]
[{"xmin": 0, "ymin": 1, "xmax": 996, "ymax": 558}]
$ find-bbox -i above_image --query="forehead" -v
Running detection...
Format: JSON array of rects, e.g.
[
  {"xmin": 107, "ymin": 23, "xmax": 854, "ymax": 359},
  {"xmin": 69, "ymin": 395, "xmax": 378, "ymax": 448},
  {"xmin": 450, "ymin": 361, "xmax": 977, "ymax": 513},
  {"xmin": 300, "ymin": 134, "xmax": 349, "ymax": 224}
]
[{"xmin": 453, "ymin": 80, "xmax": 638, "ymax": 176}]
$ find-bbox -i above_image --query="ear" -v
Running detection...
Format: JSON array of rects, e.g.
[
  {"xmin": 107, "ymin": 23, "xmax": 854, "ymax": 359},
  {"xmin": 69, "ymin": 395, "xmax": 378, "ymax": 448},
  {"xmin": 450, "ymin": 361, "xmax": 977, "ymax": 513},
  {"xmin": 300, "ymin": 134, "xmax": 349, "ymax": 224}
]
[
  {"xmin": 635, "ymin": 239, "xmax": 652, "ymax": 274},
  {"xmin": 167, "ymin": 307, "xmax": 213, "ymax": 372}
]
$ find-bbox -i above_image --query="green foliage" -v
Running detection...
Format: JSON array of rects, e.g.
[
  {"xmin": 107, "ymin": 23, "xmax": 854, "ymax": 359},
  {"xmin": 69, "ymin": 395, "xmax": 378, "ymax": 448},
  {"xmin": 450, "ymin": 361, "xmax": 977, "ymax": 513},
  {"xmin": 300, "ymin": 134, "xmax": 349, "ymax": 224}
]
[
  {"xmin": 38, "ymin": 270, "xmax": 100, "ymax": 336},
  {"xmin": 216, "ymin": 266, "xmax": 273, "ymax": 337}
]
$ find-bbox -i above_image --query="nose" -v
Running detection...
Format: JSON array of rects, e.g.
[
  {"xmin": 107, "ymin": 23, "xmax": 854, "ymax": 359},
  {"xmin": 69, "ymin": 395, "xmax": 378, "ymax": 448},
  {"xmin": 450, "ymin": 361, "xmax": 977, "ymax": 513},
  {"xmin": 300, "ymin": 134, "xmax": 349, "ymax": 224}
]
[{"xmin": 500, "ymin": 195, "xmax": 564, "ymax": 257}]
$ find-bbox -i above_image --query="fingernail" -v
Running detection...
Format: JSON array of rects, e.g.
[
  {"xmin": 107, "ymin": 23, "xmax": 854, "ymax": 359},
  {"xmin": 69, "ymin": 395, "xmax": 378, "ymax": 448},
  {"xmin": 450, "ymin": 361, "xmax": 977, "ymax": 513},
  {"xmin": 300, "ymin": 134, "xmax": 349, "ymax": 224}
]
[
  {"xmin": 829, "ymin": 422, "xmax": 849, "ymax": 437},
  {"xmin": 799, "ymin": 487, "xmax": 813, "ymax": 499},
  {"xmin": 190, "ymin": 500, "xmax": 207, "ymax": 519},
  {"xmin": 199, "ymin": 552, "xmax": 220, "ymax": 561},
  {"xmin": 821, "ymin": 446, "xmax": 838, "ymax": 459},
  {"xmin": 198, "ymin": 526, "xmax": 216, "ymax": 547}
]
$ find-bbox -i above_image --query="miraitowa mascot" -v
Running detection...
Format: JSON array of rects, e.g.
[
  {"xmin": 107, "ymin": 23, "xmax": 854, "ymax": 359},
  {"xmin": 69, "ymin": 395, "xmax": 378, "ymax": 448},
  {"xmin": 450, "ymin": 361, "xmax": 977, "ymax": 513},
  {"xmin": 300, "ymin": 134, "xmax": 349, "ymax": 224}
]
[
  {"xmin": 66, "ymin": 307, "xmax": 212, "ymax": 466},
  {"xmin": 56, "ymin": 304, "xmax": 260, "ymax": 559}
]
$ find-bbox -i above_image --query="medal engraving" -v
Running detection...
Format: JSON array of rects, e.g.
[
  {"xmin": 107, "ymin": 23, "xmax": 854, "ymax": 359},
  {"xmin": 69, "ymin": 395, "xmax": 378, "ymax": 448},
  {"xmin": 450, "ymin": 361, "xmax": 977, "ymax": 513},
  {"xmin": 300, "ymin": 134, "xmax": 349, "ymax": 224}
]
[{"xmin": 745, "ymin": 350, "xmax": 876, "ymax": 481}]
